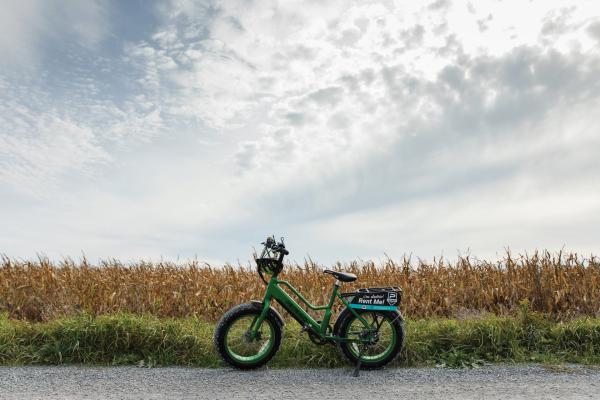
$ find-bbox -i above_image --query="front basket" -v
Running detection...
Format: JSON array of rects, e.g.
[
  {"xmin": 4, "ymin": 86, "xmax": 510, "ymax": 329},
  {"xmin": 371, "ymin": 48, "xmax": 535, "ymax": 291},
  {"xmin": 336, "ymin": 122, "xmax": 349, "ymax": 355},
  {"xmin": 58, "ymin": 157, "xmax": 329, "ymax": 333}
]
[{"xmin": 255, "ymin": 257, "xmax": 283, "ymax": 276}]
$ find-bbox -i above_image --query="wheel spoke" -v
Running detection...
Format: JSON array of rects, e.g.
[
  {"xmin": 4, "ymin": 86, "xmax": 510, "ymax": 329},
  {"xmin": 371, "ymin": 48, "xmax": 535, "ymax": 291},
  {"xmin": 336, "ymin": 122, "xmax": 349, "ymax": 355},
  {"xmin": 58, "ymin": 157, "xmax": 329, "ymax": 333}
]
[
  {"xmin": 346, "ymin": 311, "xmax": 397, "ymax": 362},
  {"xmin": 374, "ymin": 315, "xmax": 384, "ymax": 330},
  {"xmin": 225, "ymin": 315, "xmax": 275, "ymax": 362}
]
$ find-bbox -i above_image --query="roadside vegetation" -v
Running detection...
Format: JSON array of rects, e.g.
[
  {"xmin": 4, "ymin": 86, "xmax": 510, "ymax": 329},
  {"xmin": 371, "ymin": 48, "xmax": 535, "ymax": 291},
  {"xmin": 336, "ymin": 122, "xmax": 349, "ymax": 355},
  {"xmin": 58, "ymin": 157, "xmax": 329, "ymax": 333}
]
[
  {"xmin": 1, "ymin": 304, "xmax": 599, "ymax": 367},
  {"xmin": 1, "ymin": 251, "xmax": 599, "ymax": 367},
  {"xmin": 1, "ymin": 251, "xmax": 599, "ymax": 322}
]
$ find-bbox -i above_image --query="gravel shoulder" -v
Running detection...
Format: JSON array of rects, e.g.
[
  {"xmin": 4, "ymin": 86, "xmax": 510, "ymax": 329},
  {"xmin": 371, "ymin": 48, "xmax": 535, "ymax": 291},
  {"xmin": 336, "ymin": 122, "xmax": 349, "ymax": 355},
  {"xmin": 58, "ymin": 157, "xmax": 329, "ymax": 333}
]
[{"xmin": 1, "ymin": 364, "xmax": 599, "ymax": 400}]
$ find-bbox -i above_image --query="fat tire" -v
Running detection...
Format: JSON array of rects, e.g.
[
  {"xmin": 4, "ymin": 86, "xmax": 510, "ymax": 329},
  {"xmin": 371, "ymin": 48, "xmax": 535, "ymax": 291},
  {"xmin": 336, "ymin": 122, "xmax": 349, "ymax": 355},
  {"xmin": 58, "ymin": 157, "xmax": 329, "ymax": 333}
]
[
  {"xmin": 214, "ymin": 302, "xmax": 282, "ymax": 370},
  {"xmin": 334, "ymin": 308, "xmax": 404, "ymax": 370}
]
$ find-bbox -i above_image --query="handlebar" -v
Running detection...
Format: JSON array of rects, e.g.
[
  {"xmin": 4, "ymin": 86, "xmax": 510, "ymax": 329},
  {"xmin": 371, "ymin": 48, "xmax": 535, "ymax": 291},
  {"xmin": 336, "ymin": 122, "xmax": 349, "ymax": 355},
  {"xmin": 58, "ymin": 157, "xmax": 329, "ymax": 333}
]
[
  {"xmin": 272, "ymin": 244, "xmax": 289, "ymax": 255},
  {"xmin": 260, "ymin": 236, "xmax": 289, "ymax": 257}
]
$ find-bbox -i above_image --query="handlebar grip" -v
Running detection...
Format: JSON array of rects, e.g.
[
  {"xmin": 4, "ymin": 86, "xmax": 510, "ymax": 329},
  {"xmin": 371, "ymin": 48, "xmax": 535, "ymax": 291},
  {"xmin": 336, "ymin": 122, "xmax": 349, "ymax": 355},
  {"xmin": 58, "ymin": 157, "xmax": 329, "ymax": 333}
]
[{"xmin": 270, "ymin": 244, "xmax": 289, "ymax": 255}]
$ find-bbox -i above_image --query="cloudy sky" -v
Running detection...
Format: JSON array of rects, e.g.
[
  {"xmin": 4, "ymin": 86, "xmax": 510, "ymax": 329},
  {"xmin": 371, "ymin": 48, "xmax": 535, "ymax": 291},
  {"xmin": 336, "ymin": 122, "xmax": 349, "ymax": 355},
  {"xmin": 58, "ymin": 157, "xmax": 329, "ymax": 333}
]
[{"xmin": 1, "ymin": 0, "xmax": 599, "ymax": 264}]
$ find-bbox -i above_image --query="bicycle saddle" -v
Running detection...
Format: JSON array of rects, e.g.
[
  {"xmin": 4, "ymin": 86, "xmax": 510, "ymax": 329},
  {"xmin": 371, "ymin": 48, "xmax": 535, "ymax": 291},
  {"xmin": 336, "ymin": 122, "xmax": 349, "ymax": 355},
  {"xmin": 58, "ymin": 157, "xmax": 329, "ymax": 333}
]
[{"xmin": 323, "ymin": 269, "xmax": 357, "ymax": 282}]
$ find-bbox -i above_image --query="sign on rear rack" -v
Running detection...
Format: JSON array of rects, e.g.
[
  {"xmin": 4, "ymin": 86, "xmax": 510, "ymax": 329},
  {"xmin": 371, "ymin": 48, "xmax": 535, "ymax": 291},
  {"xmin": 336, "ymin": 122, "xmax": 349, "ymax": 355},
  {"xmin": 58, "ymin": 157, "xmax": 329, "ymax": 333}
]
[{"xmin": 342, "ymin": 287, "xmax": 402, "ymax": 311}]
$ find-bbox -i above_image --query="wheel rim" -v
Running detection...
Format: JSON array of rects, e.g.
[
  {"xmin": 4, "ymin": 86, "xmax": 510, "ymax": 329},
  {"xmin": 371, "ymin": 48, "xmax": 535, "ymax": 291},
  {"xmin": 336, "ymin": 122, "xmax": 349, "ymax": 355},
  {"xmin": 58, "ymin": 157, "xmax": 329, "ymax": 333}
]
[
  {"xmin": 346, "ymin": 312, "xmax": 397, "ymax": 362},
  {"xmin": 224, "ymin": 315, "xmax": 275, "ymax": 363}
]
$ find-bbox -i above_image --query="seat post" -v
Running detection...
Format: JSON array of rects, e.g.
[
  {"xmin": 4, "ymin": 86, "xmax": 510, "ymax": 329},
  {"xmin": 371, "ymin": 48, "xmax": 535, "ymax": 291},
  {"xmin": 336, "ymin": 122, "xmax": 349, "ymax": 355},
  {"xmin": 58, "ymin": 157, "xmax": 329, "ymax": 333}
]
[{"xmin": 326, "ymin": 279, "xmax": 341, "ymax": 309}]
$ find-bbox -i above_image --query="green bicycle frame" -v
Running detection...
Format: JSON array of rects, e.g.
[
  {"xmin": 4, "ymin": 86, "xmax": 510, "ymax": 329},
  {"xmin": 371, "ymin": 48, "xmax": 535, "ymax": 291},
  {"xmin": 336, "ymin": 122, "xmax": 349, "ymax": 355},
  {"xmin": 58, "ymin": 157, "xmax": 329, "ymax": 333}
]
[{"xmin": 250, "ymin": 276, "xmax": 374, "ymax": 343}]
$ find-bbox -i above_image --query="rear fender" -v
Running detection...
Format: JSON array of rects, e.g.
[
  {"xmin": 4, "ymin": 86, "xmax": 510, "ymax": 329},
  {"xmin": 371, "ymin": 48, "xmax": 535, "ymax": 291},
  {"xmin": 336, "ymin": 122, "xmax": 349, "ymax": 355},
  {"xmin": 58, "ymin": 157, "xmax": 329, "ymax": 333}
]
[{"xmin": 334, "ymin": 307, "xmax": 403, "ymax": 336}]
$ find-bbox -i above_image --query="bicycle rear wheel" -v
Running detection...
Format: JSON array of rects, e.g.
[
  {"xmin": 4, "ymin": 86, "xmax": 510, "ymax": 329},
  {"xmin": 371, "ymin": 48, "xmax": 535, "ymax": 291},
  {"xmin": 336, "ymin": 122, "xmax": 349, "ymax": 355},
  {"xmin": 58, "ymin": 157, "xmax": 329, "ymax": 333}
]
[{"xmin": 334, "ymin": 308, "xmax": 403, "ymax": 369}]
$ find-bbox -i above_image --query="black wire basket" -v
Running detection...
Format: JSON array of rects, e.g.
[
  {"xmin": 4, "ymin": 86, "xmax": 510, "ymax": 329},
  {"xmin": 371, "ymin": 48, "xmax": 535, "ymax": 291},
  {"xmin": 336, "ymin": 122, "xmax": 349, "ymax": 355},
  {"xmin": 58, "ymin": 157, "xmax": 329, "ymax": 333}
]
[{"xmin": 255, "ymin": 257, "xmax": 284, "ymax": 276}]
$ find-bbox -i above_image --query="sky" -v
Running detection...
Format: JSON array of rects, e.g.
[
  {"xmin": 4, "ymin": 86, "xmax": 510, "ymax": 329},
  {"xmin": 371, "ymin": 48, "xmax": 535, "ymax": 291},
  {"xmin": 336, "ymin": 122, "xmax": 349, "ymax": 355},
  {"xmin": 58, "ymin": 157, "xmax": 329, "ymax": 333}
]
[{"xmin": 1, "ymin": 0, "xmax": 599, "ymax": 265}]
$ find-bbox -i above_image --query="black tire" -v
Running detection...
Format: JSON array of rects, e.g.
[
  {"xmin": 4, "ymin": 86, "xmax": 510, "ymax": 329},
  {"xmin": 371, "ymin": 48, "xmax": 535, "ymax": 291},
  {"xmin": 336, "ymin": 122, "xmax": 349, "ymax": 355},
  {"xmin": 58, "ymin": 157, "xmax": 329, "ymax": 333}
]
[
  {"xmin": 214, "ymin": 302, "xmax": 282, "ymax": 369},
  {"xmin": 334, "ymin": 308, "xmax": 404, "ymax": 369}
]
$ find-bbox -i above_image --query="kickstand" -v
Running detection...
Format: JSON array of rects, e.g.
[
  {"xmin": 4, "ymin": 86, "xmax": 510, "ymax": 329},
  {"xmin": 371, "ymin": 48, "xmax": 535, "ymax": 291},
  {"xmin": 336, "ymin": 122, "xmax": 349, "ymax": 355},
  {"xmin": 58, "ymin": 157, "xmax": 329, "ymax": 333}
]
[{"xmin": 353, "ymin": 345, "xmax": 366, "ymax": 377}]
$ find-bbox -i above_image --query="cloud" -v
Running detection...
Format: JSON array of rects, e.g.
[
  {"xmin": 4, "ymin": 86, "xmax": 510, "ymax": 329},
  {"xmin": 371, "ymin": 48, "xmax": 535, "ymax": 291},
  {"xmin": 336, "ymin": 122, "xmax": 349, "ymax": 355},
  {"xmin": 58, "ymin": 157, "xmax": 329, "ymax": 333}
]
[
  {"xmin": 138, "ymin": 1, "xmax": 600, "ymax": 196},
  {"xmin": 305, "ymin": 87, "xmax": 345, "ymax": 107},
  {"xmin": 160, "ymin": 0, "xmax": 600, "ymax": 262},
  {"xmin": 0, "ymin": 2, "xmax": 168, "ymax": 196},
  {"xmin": 0, "ymin": 0, "xmax": 110, "ymax": 65},
  {"xmin": 275, "ymin": 43, "xmax": 600, "ymax": 211},
  {"xmin": 588, "ymin": 20, "xmax": 600, "ymax": 42},
  {"xmin": 1, "ymin": 0, "xmax": 600, "ymax": 262},
  {"xmin": 0, "ymin": 110, "xmax": 110, "ymax": 196},
  {"xmin": 0, "ymin": 63, "xmax": 164, "ymax": 197}
]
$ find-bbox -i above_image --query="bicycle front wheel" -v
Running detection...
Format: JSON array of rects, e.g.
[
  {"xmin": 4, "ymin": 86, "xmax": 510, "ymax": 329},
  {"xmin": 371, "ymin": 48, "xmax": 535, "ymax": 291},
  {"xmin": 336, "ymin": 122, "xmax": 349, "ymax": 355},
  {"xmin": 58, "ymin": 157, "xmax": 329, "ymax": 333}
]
[{"xmin": 214, "ymin": 303, "xmax": 282, "ymax": 369}]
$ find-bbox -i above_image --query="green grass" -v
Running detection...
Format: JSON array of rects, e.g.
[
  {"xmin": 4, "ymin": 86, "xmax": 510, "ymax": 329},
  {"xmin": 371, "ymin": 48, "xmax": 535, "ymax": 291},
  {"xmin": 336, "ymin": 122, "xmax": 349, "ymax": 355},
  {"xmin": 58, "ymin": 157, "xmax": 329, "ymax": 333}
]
[{"xmin": 1, "ymin": 311, "xmax": 599, "ymax": 368}]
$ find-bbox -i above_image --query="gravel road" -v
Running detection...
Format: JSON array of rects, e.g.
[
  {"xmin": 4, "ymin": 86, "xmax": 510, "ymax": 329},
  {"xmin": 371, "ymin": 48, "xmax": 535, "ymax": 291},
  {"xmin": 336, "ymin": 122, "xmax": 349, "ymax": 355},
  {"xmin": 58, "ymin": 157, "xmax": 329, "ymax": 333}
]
[{"xmin": 1, "ymin": 365, "xmax": 599, "ymax": 400}]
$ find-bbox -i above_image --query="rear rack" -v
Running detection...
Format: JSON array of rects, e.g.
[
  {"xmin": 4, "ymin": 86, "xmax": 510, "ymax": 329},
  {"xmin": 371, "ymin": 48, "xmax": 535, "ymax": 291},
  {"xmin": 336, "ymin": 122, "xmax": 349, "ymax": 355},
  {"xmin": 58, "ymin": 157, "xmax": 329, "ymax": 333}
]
[
  {"xmin": 357, "ymin": 286, "xmax": 401, "ymax": 293},
  {"xmin": 341, "ymin": 286, "xmax": 402, "ymax": 297}
]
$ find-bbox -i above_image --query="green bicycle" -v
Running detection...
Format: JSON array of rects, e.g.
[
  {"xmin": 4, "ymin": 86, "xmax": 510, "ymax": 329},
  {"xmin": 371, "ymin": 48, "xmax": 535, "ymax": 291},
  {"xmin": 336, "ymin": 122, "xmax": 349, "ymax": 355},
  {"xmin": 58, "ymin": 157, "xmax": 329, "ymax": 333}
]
[{"xmin": 214, "ymin": 236, "xmax": 404, "ymax": 372}]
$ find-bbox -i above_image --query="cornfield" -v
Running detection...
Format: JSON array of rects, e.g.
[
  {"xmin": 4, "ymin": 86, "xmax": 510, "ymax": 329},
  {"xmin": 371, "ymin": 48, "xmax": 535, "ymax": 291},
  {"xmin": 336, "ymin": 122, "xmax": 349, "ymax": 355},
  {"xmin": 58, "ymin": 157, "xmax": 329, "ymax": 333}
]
[{"xmin": 1, "ymin": 251, "xmax": 599, "ymax": 322}]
